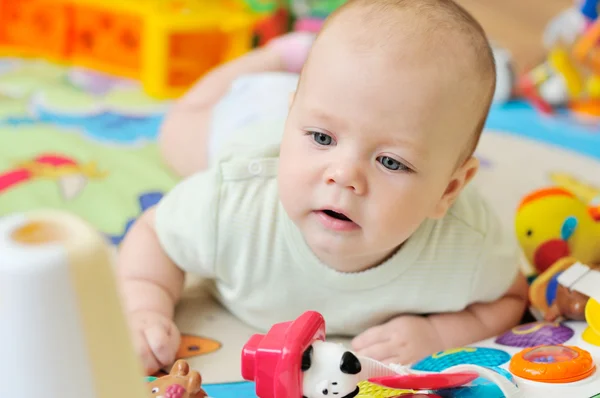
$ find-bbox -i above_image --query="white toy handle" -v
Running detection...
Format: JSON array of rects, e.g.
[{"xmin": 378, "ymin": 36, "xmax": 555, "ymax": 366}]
[{"xmin": 443, "ymin": 365, "xmax": 523, "ymax": 398}]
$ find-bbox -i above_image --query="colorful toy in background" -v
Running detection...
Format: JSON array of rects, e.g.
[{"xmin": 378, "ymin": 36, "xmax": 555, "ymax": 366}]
[
  {"xmin": 518, "ymin": 0, "xmax": 600, "ymax": 118},
  {"xmin": 290, "ymin": 0, "xmax": 348, "ymax": 32},
  {"xmin": 246, "ymin": 0, "xmax": 350, "ymax": 41},
  {"xmin": 491, "ymin": 44, "xmax": 517, "ymax": 104},
  {"xmin": 0, "ymin": 0, "xmax": 281, "ymax": 99}
]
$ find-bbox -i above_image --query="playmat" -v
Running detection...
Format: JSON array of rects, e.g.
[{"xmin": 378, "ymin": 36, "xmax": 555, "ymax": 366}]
[{"xmin": 1, "ymin": 58, "xmax": 600, "ymax": 396}]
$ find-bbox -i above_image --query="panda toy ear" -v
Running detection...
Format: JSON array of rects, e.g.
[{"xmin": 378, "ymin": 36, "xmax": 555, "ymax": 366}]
[
  {"xmin": 302, "ymin": 345, "xmax": 313, "ymax": 371},
  {"xmin": 340, "ymin": 351, "xmax": 361, "ymax": 375}
]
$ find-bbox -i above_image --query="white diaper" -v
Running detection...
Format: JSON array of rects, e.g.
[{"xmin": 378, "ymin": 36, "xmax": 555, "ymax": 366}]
[{"xmin": 208, "ymin": 72, "xmax": 301, "ymax": 162}]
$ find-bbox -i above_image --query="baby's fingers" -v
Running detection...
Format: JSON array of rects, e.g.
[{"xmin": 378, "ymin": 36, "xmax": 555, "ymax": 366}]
[
  {"xmin": 145, "ymin": 323, "xmax": 180, "ymax": 369},
  {"xmin": 351, "ymin": 325, "xmax": 390, "ymax": 352},
  {"xmin": 134, "ymin": 329, "xmax": 162, "ymax": 375},
  {"xmin": 353, "ymin": 341, "xmax": 398, "ymax": 362}
]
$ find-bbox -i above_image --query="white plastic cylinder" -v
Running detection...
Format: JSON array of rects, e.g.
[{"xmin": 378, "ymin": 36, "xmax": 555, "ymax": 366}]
[
  {"xmin": 0, "ymin": 211, "xmax": 148, "ymax": 398},
  {"xmin": 0, "ymin": 214, "xmax": 96, "ymax": 396}
]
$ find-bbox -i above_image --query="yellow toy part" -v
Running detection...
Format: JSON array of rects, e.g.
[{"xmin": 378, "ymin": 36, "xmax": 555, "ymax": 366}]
[
  {"xmin": 583, "ymin": 298, "xmax": 600, "ymax": 347},
  {"xmin": 515, "ymin": 186, "xmax": 600, "ymax": 275},
  {"xmin": 356, "ymin": 381, "xmax": 416, "ymax": 397},
  {"xmin": 549, "ymin": 172, "xmax": 600, "ymax": 204},
  {"xmin": 548, "ymin": 45, "xmax": 585, "ymax": 98}
]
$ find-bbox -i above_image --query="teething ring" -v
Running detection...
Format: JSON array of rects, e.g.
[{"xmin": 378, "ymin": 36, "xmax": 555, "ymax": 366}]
[{"xmin": 509, "ymin": 345, "xmax": 596, "ymax": 383}]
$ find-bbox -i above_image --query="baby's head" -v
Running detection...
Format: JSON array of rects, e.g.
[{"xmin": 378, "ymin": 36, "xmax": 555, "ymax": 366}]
[{"xmin": 278, "ymin": 0, "xmax": 496, "ymax": 272}]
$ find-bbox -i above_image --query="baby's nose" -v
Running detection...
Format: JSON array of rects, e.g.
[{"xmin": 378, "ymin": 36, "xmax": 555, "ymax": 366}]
[{"xmin": 325, "ymin": 164, "xmax": 366, "ymax": 195}]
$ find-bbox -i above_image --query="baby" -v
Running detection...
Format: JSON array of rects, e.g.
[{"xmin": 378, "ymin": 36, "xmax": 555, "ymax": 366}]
[{"xmin": 118, "ymin": 0, "xmax": 529, "ymax": 375}]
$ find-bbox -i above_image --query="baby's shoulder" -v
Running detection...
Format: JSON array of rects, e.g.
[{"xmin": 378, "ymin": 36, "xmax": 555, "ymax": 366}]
[{"xmin": 444, "ymin": 184, "xmax": 499, "ymax": 236}]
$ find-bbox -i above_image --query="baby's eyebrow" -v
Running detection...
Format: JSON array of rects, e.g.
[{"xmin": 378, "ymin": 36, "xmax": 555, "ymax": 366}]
[
  {"xmin": 387, "ymin": 134, "xmax": 427, "ymax": 157},
  {"xmin": 304, "ymin": 107, "xmax": 347, "ymax": 130}
]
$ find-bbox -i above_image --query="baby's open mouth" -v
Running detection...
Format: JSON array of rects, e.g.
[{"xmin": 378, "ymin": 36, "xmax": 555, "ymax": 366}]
[
  {"xmin": 315, "ymin": 209, "xmax": 359, "ymax": 231},
  {"xmin": 322, "ymin": 209, "xmax": 353, "ymax": 222}
]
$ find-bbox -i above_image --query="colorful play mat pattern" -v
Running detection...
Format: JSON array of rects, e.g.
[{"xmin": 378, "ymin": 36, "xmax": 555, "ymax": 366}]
[{"xmin": 1, "ymin": 58, "xmax": 600, "ymax": 397}]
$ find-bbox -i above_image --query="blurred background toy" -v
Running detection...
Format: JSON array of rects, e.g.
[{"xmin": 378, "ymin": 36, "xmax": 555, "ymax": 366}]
[
  {"xmin": 0, "ymin": 0, "xmax": 284, "ymax": 99},
  {"xmin": 290, "ymin": 0, "xmax": 348, "ymax": 33},
  {"xmin": 517, "ymin": 0, "xmax": 600, "ymax": 119},
  {"xmin": 491, "ymin": 44, "xmax": 516, "ymax": 104}
]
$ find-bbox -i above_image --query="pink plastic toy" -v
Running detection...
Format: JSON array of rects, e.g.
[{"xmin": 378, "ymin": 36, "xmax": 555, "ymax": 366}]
[
  {"xmin": 368, "ymin": 372, "xmax": 479, "ymax": 391},
  {"xmin": 241, "ymin": 311, "xmax": 326, "ymax": 398}
]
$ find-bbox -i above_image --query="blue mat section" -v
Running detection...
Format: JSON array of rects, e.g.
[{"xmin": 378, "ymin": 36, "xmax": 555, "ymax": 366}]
[
  {"xmin": 485, "ymin": 101, "xmax": 600, "ymax": 160},
  {"xmin": 204, "ymin": 381, "xmax": 257, "ymax": 396}
]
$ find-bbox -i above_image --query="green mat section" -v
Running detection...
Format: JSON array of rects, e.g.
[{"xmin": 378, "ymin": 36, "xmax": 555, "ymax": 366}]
[{"xmin": 0, "ymin": 58, "xmax": 177, "ymax": 244}]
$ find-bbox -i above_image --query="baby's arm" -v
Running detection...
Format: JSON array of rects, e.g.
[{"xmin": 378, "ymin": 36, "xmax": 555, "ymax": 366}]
[
  {"xmin": 117, "ymin": 207, "xmax": 185, "ymax": 374},
  {"xmin": 428, "ymin": 271, "xmax": 529, "ymax": 348},
  {"xmin": 352, "ymin": 272, "xmax": 528, "ymax": 365}
]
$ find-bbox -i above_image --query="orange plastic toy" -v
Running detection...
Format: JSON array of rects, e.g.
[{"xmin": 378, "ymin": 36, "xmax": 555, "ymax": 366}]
[
  {"xmin": 509, "ymin": 345, "xmax": 596, "ymax": 383},
  {"xmin": 574, "ymin": 19, "xmax": 600, "ymax": 76},
  {"xmin": 0, "ymin": 0, "xmax": 268, "ymax": 99}
]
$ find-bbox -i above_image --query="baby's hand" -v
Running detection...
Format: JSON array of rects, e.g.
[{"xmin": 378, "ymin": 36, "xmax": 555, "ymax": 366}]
[
  {"xmin": 129, "ymin": 311, "xmax": 181, "ymax": 375},
  {"xmin": 351, "ymin": 315, "xmax": 444, "ymax": 365}
]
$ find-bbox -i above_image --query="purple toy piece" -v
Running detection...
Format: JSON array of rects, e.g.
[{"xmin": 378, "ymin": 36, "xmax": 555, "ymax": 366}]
[{"xmin": 495, "ymin": 322, "xmax": 574, "ymax": 348}]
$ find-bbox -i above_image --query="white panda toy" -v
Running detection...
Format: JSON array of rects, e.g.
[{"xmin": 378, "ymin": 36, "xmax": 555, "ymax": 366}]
[{"xmin": 301, "ymin": 341, "xmax": 362, "ymax": 398}]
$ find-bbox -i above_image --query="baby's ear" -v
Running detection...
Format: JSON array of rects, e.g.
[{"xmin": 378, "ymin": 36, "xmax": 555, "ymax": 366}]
[{"xmin": 429, "ymin": 156, "xmax": 479, "ymax": 219}]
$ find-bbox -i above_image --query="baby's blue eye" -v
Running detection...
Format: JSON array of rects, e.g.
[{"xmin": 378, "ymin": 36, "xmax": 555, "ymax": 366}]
[
  {"xmin": 378, "ymin": 156, "xmax": 407, "ymax": 171},
  {"xmin": 312, "ymin": 132, "xmax": 334, "ymax": 146}
]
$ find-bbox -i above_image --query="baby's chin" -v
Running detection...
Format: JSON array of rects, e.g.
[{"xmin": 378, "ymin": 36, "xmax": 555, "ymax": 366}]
[{"xmin": 302, "ymin": 232, "xmax": 395, "ymax": 273}]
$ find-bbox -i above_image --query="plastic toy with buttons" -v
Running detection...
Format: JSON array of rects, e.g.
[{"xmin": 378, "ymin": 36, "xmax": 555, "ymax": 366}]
[{"xmin": 1, "ymin": 209, "xmax": 600, "ymax": 398}]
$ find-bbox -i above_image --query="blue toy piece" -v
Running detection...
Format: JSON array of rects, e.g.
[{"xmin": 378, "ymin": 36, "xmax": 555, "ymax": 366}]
[
  {"xmin": 561, "ymin": 216, "xmax": 578, "ymax": 240},
  {"xmin": 580, "ymin": 0, "xmax": 599, "ymax": 21},
  {"xmin": 412, "ymin": 347, "xmax": 511, "ymax": 372},
  {"xmin": 546, "ymin": 271, "xmax": 563, "ymax": 306}
]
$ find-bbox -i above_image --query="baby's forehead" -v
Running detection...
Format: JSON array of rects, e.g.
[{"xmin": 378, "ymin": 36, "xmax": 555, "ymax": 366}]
[{"xmin": 300, "ymin": 1, "xmax": 495, "ymax": 157}]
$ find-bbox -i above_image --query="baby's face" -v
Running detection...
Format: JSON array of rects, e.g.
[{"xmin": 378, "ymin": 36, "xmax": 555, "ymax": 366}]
[{"xmin": 278, "ymin": 27, "xmax": 478, "ymax": 272}]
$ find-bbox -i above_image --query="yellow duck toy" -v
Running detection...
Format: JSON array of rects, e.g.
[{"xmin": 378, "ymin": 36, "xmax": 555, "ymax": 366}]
[
  {"xmin": 515, "ymin": 186, "xmax": 600, "ymax": 275},
  {"xmin": 515, "ymin": 186, "xmax": 600, "ymax": 318}
]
